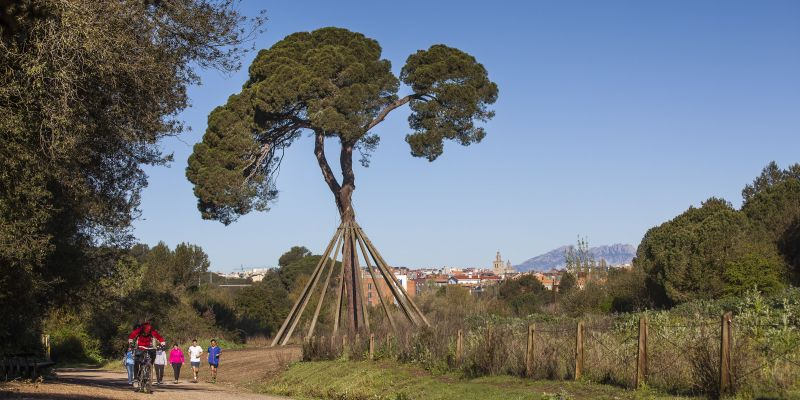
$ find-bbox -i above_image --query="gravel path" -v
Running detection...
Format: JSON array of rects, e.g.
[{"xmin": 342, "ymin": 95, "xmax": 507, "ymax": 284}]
[{"xmin": 0, "ymin": 346, "xmax": 302, "ymax": 400}]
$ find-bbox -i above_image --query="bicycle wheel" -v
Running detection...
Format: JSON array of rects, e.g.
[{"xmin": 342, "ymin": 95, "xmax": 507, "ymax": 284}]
[{"xmin": 142, "ymin": 364, "xmax": 152, "ymax": 393}]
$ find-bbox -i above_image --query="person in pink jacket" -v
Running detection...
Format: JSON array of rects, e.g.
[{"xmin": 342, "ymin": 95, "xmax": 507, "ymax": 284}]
[{"xmin": 168, "ymin": 343, "xmax": 185, "ymax": 384}]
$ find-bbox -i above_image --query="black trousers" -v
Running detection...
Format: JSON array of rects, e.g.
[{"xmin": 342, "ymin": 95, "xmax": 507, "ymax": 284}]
[
  {"xmin": 155, "ymin": 364, "xmax": 165, "ymax": 383},
  {"xmin": 171, "ymin": 363, "xmax": 182, "ymax": 381},
  {"xmin": 133, "ymin": 349, "xmax": 156, "ymax": 380}
]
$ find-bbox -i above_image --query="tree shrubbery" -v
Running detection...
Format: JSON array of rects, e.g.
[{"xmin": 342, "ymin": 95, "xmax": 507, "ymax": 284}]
[
  {"xmin": 635, "ymin": 162, "xmax": 799, "ymax": 307},
  {"xmin": 0, "ymin": 0, "xmax": 263, "ymax": 350}
]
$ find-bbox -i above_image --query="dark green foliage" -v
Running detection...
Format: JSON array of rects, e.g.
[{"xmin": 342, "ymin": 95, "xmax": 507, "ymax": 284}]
[
  {"xmin": 401, "ymin": 45, "xmax": 498, "ymax": 161},
  {"xmin": 605, "ymin": 268, "xmax": 650, "ymax": 313},
  {"xmin": 497, "ymin": 275, "xmax": 548, "ymax": 316},
  {"xmin": 559, "ymin": 272, "xmax": 577, "ymax": 294},
  {"xmin": 741, "ymin": 162, "xmax": 800, "ymax": 284},
  {"xmin": 278, "ymin": 255, "xmax": 322, "ymax": 292},
  {"xmin": 141, "ymin": 241, "xmax": 210, "ymax": 291},
  {"xmin": 636, "ymin": 162, "xmax": 800, "ymax": 307},
  {"xmin": 279, "ymin": 246, "xmax": 312, "ymax": 267},
  {"xmin": 186, "ymin": 27, "xmax": 497, "ymax": 223},
  {"xmin": 636, "ymin": 198, "xmax": 751, "ymax": 304},
  {"xmin": 723, "ymin": 247, "xmax": 786, "ymax": 296},
  {"xmin": 0, "ymin": 0, "xmax": 262, "ymax": 349},
  {"xmin": 234, "ymin": 272, "xmax": 291, "ymax": 337}
]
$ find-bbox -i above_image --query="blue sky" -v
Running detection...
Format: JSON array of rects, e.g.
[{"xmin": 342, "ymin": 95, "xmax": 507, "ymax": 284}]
[{"xmin": 132, "ymin": 1, "xmax": 800, "ymax": 272}]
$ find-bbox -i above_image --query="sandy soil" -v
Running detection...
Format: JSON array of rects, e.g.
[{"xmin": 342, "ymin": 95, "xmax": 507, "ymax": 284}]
[{"xmin": 0, "ymin": 346, "xmax": 302, "ymax": 400}]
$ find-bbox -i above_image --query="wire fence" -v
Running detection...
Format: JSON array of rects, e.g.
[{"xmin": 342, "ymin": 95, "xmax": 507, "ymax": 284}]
[{"xmin": 302, "ymin": 313, "xmax": 800, "ymax": 398}]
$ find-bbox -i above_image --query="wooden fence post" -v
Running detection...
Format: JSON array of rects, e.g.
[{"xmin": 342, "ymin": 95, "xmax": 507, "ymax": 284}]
[
  {"xmin": 525, "ymin": 324, "xmax": 535, "ymax": 377},
  {"xmin": 575, "ymin": 320, "xmax": 584, "ymax": 380},
  {"xmin": 456, "ymin": 329, "xmax": 463, "ymax": 365},
  {"xmin": 369, "ymin": 333, "xmax": 375, "ymax": 360},
  {"xmin": 41, "ymin": 334, "xmax": 51, "ymax": 361},
  {"xmin": 635, "ymin": 316, "xmax": 648, "ymax": 388},
  {"xmin": 720, "ymin": 311, "xmax": 732, "ymax": 396}
]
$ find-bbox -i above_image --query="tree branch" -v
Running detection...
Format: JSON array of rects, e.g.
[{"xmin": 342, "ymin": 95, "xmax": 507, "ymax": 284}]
[
  {"xmin": 364, "ymin": 94, "xmax": 421, "ymax": 132},
  {"xmin": 314, "ymin": 130, "xmax": 341, "ymax": 195}
]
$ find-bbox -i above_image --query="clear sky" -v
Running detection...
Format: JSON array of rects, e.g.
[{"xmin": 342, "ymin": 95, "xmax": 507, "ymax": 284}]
[{"xmin": 132, "ymin": 0, "xmax": 800, "ymax": 272}]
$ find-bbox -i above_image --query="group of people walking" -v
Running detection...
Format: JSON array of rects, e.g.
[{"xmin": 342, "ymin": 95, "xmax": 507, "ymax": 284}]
[{"xmin": 124, "ymin": 320, "xmax": 222, "ymax": 387}]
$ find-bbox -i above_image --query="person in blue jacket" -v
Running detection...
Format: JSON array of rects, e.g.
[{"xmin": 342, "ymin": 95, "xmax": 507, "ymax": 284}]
[
  {"xmin": 207, "ymin": 339, "xmax": 221, "ymax": 383},
  {"xmin": 124, "ymin": 346, "xmax": 135, "ymax": 385}
]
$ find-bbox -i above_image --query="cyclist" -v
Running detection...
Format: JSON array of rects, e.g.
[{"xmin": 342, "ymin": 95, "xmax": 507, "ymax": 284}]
[{"xmin": 127, "ymin": 320, "xmax": 166, "ymax": 384}]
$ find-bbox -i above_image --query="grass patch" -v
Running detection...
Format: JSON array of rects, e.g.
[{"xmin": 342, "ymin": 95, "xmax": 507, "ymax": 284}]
[{"xmin": 259, "ymin": 360, "xmax": 693, "ymax": 400}]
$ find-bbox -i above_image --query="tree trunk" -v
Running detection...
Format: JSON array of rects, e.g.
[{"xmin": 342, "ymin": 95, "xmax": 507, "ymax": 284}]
[
  {"xmin": 314, "ymin": 131, "xmax": 362, "ymax": 333},
  {"xmin": 338, "ymin": 142, "xmax": 364, "ymax": 333}
]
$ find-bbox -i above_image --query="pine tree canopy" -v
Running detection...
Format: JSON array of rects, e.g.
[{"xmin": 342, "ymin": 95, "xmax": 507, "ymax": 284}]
[{"xmin": 186, "ymin": 27, "xmax": 498, "ymax": 224}]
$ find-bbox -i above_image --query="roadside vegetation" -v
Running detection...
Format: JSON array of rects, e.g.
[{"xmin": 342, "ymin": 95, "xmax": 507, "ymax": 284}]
[{"xmin": 261, "ymin": 359, "xmax": 691, "ymax": 400}]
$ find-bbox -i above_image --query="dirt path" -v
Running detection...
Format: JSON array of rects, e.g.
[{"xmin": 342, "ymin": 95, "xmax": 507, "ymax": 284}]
[{"xmin": 0, "ymin": 346, "xmax": 302, "ymax": 400}]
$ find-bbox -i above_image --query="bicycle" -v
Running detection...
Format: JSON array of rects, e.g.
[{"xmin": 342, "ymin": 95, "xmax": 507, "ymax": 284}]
[{"xmin": 134, "ymin": 344, "xmax": 158, "ymax": 393}]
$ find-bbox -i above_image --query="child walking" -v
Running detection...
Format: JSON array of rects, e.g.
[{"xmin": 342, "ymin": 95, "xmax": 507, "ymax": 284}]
[
  {"xmin": 154, "ymin": 345, "xmax": 167, "ymax": 385},
  {"xmin": 169, "ymin": 343, "xmax": 184, "ymax": 384},
  {"xmin": 124, "ymin": 346, "xmax": 135, "ymax": 385},
  {"xmin": 207, "ymin": 339, "xmax": 221, "ymax": 383}
]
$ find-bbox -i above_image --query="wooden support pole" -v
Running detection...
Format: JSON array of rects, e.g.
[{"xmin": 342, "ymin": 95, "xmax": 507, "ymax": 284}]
[
  {"xmin": 720, "ymin": 311, "xmax": 733, "ymax": 396},
  {"xmin": 369, "ymin": 333, "xmax": 375, "ymax": 360},
  {"xmin": 456, "ymin": 329, "xmax": 463, "ymax": 366},
  {"xmin": 281, "ymin": 227, "xmax": 343, "ymax": 346},
  {"xmin": 356, "ymin": 228, "xmax": 417, "ymax": 325},
  {"xmin": 526, "ymin": 324, "xmax": 535, "ymax": 378},
  {"xmin": 307, "ymin": 233, "xmax": 344, "ymax": 338},
  {"xmin": 575, "ymin": 321, "xmax": 584, "ymax": 380},
  {"xmin": 333, "ymin": 232, "xmax": 348, "ymax": 336},
  {"xmin": 341, "ymin": 225, "xmax": 359, "ymax": 333},
  {"xmin": 356, "ymin": 226, "xmax": 429, "ymax": 327},
  {"xmin": 635, "ymin": 316, "xmax": 648, "ymax": 388},
  {"xmin": 356, "ymin": 235, "xmax": 396, "ymax": 330},
  {"xmin": 272, "ymin": 226, "xmax": 342, "ymax": 346},
  {"xmin": 350, "ymin": 227, "xmax": 370, "ymax": 333},
  {"xmin": 356, "ymin": 227, "xmax": 423, "ymax": 326}
]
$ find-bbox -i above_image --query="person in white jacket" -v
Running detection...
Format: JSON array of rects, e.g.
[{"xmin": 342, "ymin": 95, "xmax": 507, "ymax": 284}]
[{"xmin": 154, "ymin": 346, "xmax": 167, "ymax": 385}]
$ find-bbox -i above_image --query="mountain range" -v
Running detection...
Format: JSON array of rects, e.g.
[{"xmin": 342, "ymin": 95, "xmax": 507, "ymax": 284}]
[{"xmin": 514, "ymin": 244, "xmax": 636, "ymax": 272}]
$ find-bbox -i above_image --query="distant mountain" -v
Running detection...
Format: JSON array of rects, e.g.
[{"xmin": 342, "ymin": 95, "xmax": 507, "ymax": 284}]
[{"xmin": 514, "ymin": 244, "xmax": 636, "ymax": 272}]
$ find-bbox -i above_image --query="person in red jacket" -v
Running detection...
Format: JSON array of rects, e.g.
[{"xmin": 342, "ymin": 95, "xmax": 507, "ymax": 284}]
[{"xmin": 128, "ymin": 320, "xmax": 165, "ymax": 383}]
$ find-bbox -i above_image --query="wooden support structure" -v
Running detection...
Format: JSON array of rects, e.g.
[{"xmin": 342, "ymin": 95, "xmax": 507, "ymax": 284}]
[
  {"xmin": 271, "ymin": 227, "xmax": 341, "ymax": 346},
  {"xmin": 575, "ymin": 320, "xmax": 584, "ymax": 380},
  {"xmin": 307, "ymin": 233, "xmax": 345, "ymax": 338},
  {"xmin": 356, "ymin": 235, "xmax": 396, "ymax": 330},
  {"xmin": 635, "ymin": 316, "xmax": 648, "ymax": 388},
  {"xmin": 271, "ymin": 220, "xmax": 429, "ymax": 346},
  {"xmin": 525, "ymin": 324, "xmax": 535, "ymax": 377},
  {"xmin": 719, "ymin": 311, "xmax": 733, "ymax": 396}
]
